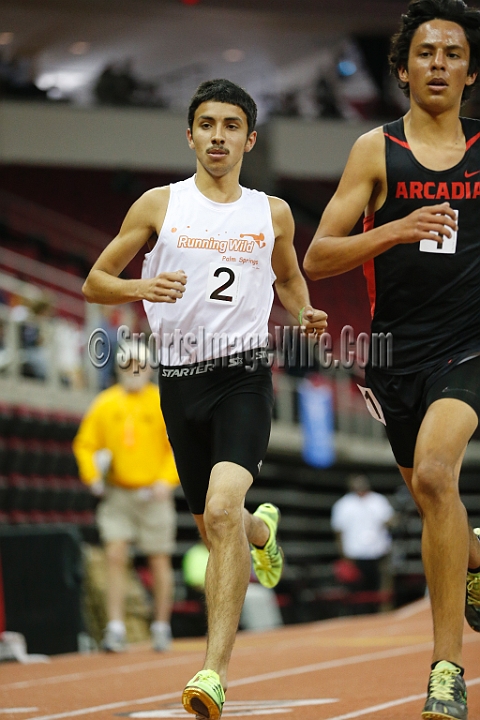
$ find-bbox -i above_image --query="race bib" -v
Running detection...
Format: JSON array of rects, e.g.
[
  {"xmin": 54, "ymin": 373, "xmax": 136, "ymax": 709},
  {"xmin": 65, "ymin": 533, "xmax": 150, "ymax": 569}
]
[
  {"xmin": 357, "ymin": 385, "xmax": 386, "ymax": 425},
  {"xmin": 419, "ymin": 208, "xmax": 458, "ymax": 254},
  {"xmin": 205, "ymin": 263, "xmax": 241, "ymax": 305}
]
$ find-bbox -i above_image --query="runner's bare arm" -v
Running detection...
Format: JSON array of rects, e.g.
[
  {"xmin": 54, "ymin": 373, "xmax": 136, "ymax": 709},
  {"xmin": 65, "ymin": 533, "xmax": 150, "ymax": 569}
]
[
  {"xmin": 303, "ymin": 128, "xmax": 458, "ymax": 281},
  {"xmin": 82, "ymin": 187, "xmax": 187, "ymax": 305},
  {"xmin": 270, "ymin": 196, "xmax": 327, "ymax": 335}
]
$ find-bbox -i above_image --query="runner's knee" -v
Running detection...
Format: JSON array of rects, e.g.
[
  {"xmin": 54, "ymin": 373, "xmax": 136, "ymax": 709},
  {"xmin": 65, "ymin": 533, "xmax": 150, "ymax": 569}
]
[
  {"xmin": 204, "ymin": 496, "xmax": 243, "ymax": 539},
  {"xmin": 413, "ymin": 457, "xmax": 457, "ymax": 503}
]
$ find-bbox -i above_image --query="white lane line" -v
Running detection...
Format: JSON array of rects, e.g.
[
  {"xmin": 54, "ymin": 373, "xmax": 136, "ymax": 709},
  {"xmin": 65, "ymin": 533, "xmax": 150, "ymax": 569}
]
[
  {"xmin": 23, "ymin": 636, "xmax": 480, "ymax": 720},
  {"xmin": 2, "ymin": 626, "xmax": 393, "ymax": 692},
  {"xmin": 0, "ymin": 654, "xmax": 205, "ymax": 691},
  {"xmin": 0, "ymin": 619, "xmax": 434, "ymax": 692},
  {"xmin": 321, "ymin": 693, "xmax": 426, "ymax": 720},
  {"xmin": 23, "ymin": 641, "xmax": 436, "ymax": 720},
  {"xmin": 228, "ymin": 641, "xmax": 434, "ymax": 686},
  {"xmin": 24, "ymin": 693, "xmax": 179, "ymax": 720},
  {"xmin": 0, "ymin": 710, "xmax": 39, "ymax": 714},
  {"xmin": 128, "ymin": 699, "xmax": 339, "ymax": 718},
  {"xmin": 5, "ymin": 597, "xmax": 463, "ymax": 693},
  {"xmin": 322, "ymin": 676, "xmax": 480, "ymax": 720}
]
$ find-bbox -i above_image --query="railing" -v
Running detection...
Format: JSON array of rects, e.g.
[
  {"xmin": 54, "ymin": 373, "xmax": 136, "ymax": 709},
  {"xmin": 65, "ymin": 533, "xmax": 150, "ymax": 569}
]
[
  {"xmin": 0, "ymin": 190, "xmax": 110, "ymax": 262},
  {"xmin": 0, "ymin": 307, "xmax": 99, "ymax": 410},
  {"xmin": 0, "ymin": 271, "xmax": 478, "ymax": 464},
  {"xmin": 0, "ymin": 248, "xmax": 85, "ymax": 321}
]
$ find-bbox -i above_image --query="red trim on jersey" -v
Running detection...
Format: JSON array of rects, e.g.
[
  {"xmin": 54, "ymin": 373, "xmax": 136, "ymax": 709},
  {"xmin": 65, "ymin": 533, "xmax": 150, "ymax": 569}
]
[
  {"xmin": 363, "ymin": 214, "xmax": 376, "ymax": 318},
  {"xmin": 466, "ymin": 131, "xmax": 480, "ymax": 150},
  {"xmin": 384, "ymin": 132, "xmax": 410, "ymax": 150}
]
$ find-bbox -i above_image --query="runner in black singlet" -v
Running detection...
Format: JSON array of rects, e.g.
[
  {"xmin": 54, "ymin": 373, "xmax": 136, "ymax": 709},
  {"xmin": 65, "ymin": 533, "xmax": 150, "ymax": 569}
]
[
  {"xmin": 366, "ymin": 116, "xmax": 480, "ymax": 373},
  {"xmin": 304, "ymin": 2, "xmax": 480, "ymax": 719}
]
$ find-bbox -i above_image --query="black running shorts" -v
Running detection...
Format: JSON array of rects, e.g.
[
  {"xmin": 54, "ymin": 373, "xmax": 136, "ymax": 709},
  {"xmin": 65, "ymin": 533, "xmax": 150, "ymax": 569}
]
[
  {"xmin": 364, "ymin": 354, "xmax": 480, "ymax": 468},
  {"xmin": 158, "ymin": 350, "xmax": 274, "ymax": 515}
]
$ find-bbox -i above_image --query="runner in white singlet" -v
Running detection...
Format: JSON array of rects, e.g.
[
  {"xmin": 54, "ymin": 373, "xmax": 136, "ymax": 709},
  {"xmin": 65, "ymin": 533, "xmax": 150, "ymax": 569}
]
[
  {"xmin": 142, "ymin": 175, "xmax": 277, "ymax": 365},
  {"xmin": 82, "ymin": 79, "xmax": 328, "ymax": 718}
]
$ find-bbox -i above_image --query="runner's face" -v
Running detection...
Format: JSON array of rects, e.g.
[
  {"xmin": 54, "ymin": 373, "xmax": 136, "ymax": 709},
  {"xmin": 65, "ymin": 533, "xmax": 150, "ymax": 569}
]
[
  {"xmin": 187, "ymin": 101, "xmax": 256, "ymax": 177},
  {"xmin": 399, "ymin": 19, "xmax": 476, "ymax": 112}
]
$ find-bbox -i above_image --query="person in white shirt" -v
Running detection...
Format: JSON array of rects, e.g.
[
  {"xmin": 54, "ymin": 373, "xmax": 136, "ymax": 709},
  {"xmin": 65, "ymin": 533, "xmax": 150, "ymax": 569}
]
[
  {"xmin": 82, "ymin": 78, "xmax": 328, "ymax": 720},
  {"xmin": 331, "ymin": 474, "xmax": 394, "ymax": 612}
]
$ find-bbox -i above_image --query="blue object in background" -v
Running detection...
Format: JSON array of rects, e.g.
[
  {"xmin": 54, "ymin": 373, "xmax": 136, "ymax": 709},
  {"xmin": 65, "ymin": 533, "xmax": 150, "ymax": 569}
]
[{"xmin": 298, "ymin": 377, "xmax": 335, "ymax": 468}]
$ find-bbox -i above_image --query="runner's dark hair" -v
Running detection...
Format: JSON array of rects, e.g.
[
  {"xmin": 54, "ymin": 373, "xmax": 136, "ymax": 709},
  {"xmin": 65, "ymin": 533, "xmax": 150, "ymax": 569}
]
[
  {"xmin": 389, "ymin": 0, "xmax": 480, "ymax": 100},
  {"xmin": 188, "ymin": 79, "xmax": 257, "ymax": 135}
]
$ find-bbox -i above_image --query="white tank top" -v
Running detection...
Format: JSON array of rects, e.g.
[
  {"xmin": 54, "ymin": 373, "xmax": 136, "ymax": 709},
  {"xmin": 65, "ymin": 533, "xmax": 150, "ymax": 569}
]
[{"xmin": 142, "ymin": 176, "xmax": 276, "ymax": 365}]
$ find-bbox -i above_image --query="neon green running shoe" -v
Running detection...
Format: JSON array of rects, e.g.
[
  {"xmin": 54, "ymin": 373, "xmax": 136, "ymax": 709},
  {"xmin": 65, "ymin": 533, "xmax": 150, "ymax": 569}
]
[
  {"xmin": 250, "ymin": 503, "xmax": 284, "ymax": 589},
  {"xmin": 465, "ymin": 527, "xmax": 480, "ymax": 633},
  {"xmin": 182, "ymin": 670, "xmax": 225, "ymax": 720},
  {"xmin": 421, "ymin": 661, "xmax": 467, "ymax": 720}
]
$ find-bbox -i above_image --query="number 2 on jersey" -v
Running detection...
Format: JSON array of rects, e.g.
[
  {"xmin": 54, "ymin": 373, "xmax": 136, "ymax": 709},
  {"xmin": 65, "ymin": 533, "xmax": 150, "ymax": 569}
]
[{"xmin": 206, "ymin": 262, "xmax": 241, "ymax": 305}]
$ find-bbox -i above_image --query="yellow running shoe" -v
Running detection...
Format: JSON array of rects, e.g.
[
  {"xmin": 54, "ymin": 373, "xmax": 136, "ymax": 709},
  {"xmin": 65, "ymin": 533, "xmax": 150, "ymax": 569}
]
[
  {"xmin": 250, "ymin": 503, "xmax": 284, "ymax": 589},
  {"xmin": 182, "ymin": 670, "xmax": 225, "ymax": 720}
]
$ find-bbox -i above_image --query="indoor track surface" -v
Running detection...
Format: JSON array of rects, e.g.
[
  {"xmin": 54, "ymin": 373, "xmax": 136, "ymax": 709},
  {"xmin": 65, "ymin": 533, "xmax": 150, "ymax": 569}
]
[{"xmin": 1, "ymin": 599, "xmax": 479, "ymax": 720}]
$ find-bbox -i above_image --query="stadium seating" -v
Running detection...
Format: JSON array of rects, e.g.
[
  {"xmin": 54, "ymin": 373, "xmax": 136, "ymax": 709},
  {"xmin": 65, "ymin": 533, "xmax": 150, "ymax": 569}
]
[
  {"xmin": 1, "ymin": 167, "xmax": 479, "ymax": 627},
  {"xmin": 0, "ymin": 403, "xmax": 96, "ymax": 529},
  {"xmin": 1, "ymin": 397, "xmax": 479, "ymax": 630}
]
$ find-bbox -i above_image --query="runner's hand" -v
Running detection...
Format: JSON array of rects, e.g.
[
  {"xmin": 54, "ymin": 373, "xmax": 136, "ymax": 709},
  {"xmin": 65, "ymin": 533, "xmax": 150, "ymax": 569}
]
[
  {"xmin": 142, "ymin": 270, "xmax": 187, "ymax": 303},
  {"xmin": 301, "ymin": 306, "xmax": 328, "ymax": 336},
  {"xmin": 394, "ymin": 202, "xmax": 457, "ymax": 245}
]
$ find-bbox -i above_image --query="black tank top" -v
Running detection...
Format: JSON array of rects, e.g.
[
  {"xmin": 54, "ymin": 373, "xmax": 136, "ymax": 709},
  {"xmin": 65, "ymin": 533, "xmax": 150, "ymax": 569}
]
[{"xmin": 364, "ymin": 116, "xmax": 480, "ymax": 373}]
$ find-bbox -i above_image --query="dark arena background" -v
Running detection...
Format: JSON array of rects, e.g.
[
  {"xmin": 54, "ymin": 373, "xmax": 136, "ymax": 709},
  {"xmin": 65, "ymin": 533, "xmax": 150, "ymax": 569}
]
[{"xmin": 0, "ymin": 1, "xmax": 479, "ymax": 718}]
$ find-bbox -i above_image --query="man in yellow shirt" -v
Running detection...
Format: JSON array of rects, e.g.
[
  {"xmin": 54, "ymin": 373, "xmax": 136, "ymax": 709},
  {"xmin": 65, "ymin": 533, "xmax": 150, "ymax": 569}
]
[{"xmin": 73, "ymin": 343, "xmax": 179, "ymax": 653}]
